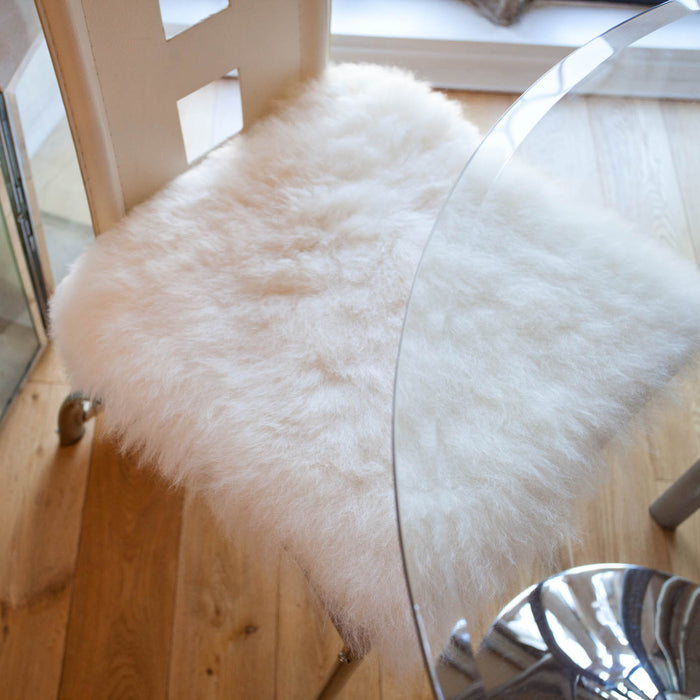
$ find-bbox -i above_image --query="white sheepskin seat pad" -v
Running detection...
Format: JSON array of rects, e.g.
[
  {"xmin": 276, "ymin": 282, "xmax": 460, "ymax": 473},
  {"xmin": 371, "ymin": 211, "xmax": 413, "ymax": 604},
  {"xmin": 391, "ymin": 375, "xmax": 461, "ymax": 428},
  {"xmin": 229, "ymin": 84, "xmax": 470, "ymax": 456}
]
[{"xmin": 50, "ymin": 62, "xmax": 700, "ymax": 676}]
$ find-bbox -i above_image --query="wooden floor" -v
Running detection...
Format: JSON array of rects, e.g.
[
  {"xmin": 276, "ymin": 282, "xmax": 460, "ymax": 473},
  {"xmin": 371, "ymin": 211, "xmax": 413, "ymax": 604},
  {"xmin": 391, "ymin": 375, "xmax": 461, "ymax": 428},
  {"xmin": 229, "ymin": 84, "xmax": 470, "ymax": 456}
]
[{"xmin": 2, "ymin": 90, "xmax": 700, "ymax": 699}]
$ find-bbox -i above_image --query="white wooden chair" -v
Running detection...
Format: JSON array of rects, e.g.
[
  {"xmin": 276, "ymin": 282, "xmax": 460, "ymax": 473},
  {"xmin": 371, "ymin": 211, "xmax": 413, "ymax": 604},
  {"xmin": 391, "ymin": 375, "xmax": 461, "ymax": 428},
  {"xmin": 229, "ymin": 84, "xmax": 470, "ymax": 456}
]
[
  {"xmin": 38, "ymin": 0, "xmax": 483, "ymax": 694},
  {"xmin": 37, "ymin": 1, "xmax": 364, "ymax": 696}
]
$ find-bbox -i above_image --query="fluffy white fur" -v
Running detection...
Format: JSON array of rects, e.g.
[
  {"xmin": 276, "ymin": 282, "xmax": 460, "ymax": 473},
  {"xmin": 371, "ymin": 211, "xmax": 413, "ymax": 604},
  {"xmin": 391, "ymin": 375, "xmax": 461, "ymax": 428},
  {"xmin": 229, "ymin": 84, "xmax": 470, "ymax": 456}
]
[{"xmin": 50, "ymin": 63, "xmax": 700, "ymax": 675}]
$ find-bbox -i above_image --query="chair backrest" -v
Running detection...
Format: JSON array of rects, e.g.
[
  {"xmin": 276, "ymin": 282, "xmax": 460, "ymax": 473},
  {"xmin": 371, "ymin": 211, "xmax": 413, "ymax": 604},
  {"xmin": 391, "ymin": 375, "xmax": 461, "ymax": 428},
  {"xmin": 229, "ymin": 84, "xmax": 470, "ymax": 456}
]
[{"xmin": 34, "ymin": 0, "xmax": 330, "ymax": 235}]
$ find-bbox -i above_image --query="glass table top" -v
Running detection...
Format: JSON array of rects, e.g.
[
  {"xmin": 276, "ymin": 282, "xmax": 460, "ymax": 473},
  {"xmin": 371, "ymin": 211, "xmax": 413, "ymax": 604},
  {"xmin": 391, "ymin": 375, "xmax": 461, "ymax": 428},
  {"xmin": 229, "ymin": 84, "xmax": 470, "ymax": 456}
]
[{"xmin": 392, "ymin": 1, "xmax": 700, "ymax": 697}]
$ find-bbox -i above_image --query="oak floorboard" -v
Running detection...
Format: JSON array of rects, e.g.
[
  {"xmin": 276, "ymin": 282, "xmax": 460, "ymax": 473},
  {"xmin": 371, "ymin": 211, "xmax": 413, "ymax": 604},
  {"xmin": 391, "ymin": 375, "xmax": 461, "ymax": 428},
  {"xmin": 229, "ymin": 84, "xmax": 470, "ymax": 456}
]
[
  {"xmin": 275, "ymin": 551, "xmax": 341, "ymax": 699},
  {"xmin": 379, "ymin": 645, "xmax": 438, "ymax": 700},
  {"xmin": 0, "ymin": 380, "xmax": 91, "ymax": 700},
  {"xmin": 518, "ymin": 97, "xmax": 606, "ymax": 206},
  {"xmin": 58, "ymin": 421, "xmax": 183, "ymax": 700},
  {"xmin": 569, "ymin": 438, "xmax": 673, "ymax": 572},
  {"xmin": 643, "ymin": 365, "xmax": 700, "ymax": 483},
  {"xmin": 338, "ymin": 651, "xmax": 381, "ymax": 699},
  {"xmin": 662, "ymin": 99, "xmax": 700, "ymax": 266},
  {"xmin": 29, "ymin": 344, "xmax": 69, "ymax": 385},
  {"xmin": 448, "ymin": 91, "xmax": 518, "ymax": 135},
  {"xmin": 587, "ymin": 96, "xmax": 696, "ymax": 261},
  {"xmin": 169, "ymin": 493, "xmax": 278, "ymax": 700}
]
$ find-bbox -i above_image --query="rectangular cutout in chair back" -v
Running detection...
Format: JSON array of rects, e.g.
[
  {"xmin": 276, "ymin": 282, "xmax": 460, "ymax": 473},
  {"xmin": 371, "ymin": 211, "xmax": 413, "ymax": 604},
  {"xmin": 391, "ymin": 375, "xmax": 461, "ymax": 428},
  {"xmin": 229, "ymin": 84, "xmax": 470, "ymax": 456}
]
[
  {"xmin": 158, "ymin": 0, "xmax": 230, "ymax": 40},
  {"xmin": 176, "ymin": 70, "xmax": 243, "ymax": 165}
]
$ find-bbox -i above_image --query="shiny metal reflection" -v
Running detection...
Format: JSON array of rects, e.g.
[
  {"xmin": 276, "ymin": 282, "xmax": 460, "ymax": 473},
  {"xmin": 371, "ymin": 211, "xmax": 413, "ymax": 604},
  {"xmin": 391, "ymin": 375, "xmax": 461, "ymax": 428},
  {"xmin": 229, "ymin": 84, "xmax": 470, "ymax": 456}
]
[
  {"xmin": 436, "ymin": 565, "xmax": 700, "ymax": 699},
  {"xmin": 438, "ymin": 620, "xmax": 487, "ymax": 699}
]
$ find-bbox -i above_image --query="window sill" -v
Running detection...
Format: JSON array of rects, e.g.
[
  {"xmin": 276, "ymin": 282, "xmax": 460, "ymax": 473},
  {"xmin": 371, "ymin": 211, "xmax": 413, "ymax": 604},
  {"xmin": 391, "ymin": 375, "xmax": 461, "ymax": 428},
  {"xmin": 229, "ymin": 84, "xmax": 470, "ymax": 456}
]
[{"xmin": 330, "ymin": 0, "xmax": 700, "ymax": 96}]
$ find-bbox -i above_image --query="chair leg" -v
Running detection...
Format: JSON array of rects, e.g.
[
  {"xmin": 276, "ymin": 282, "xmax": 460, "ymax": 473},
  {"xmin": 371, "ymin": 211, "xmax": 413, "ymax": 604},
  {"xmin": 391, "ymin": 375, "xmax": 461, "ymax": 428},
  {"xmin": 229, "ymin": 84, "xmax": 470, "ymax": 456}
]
[
  {"xmin": 316, "ymin": 646, "xmax": 363, "ymax": 700},
  {"xmin": 650, "ymin": 457, "xmax": 700, "ymax": 529},
  {"xmin": 57, "ymin": 391, "xmax": 102, "ymax": 445}
]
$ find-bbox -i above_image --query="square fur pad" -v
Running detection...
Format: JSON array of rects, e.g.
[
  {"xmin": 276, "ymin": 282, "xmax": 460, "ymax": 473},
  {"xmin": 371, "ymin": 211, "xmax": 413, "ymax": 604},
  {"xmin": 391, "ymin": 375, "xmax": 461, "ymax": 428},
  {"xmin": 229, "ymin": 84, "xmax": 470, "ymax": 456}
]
[{"xmin": 51, "ymin": 63, "xmax": 700, "ymax": 674}]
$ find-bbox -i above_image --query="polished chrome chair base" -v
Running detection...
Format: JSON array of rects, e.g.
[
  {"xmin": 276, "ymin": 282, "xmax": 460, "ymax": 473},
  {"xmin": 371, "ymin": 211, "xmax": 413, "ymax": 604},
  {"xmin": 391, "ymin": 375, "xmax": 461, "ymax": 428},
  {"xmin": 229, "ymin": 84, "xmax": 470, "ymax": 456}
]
[{"xmin": 437, "ymin": 564, "xmax": 700, "ymax": 699}]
